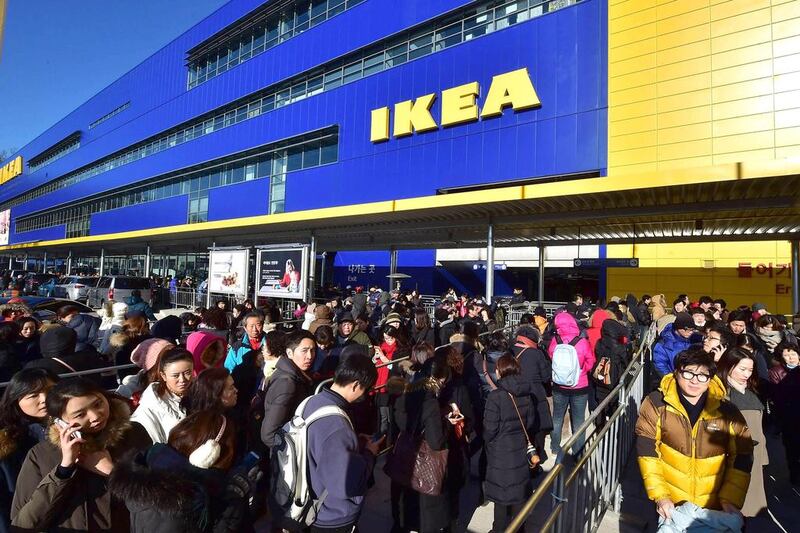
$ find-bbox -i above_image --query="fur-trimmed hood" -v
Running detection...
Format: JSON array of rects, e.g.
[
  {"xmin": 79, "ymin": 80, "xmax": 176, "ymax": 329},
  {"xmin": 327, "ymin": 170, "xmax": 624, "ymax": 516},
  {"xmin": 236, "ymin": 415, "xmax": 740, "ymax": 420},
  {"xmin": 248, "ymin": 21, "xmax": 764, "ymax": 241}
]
[
  {"xmin": 47, "ymin": 396, "xmax": 132, "ymax": 454},
  {"xmin": 0, "ymin": 301, "xmax": 33, "ymax": 317},
  {"xmin": 108, "ymin": 331, "xmax": 131, "ymax": 349},
  {"xmin": 0, "ymin": 428, "xmax": 16, "ymax": 460}
]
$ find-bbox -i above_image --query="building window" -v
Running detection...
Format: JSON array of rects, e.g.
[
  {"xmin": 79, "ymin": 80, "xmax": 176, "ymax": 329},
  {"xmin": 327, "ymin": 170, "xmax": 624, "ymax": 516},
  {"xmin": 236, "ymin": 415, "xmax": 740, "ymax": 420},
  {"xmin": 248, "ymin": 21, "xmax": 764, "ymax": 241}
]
[
  {"xmin": 89, "ymin": 102, "xmax": 131, "ymax": 129},
  {"xmin": 187, "ymin": 0, "xmax": 367, "ymax": 89},
  {"xmin": 15, "ymin": 128, "xmax": 338, "ymax": 237},
  {"xmin": 27, "ymin": 133, "xmax": 82, "ymax": 173}
]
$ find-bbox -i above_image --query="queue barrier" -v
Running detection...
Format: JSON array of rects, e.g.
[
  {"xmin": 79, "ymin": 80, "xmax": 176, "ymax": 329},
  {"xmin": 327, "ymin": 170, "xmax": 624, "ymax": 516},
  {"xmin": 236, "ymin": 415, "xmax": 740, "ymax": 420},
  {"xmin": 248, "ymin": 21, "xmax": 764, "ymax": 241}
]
[
  {"xmin": 505, "ymin": 323, "xmax": 657, "ymax": 533},
  {"xmin": 0, "ymin": 363, "xmax": 139, "ymax": 390}
]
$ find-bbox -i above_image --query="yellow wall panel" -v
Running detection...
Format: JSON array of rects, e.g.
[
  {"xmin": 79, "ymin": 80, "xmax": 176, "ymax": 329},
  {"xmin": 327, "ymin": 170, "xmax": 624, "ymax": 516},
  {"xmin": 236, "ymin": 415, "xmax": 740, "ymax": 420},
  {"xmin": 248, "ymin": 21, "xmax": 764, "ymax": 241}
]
[
  {"xmin": 774, "ymin": 53, "xmax": 800, "ymax": 75},
  {"xmin": 657, "ymin": 0, "xmax": 709, "ymax": 20},
  {"xmin": 711, "ymin": 25, "xmax": 772, "ymax": 54},
  {"xmin": 710, "ymin": 7, "xmax": 771, "ymax": 38},
  {"xmin": 657, "ymin": 89, "xmax": 711, "ymax": 113},
  {"xmin": 776, "ymin": 144, "xmax": 800, "ymax": 158},
  {"xmin": 609, "ymin": 84, "xmax": 657, "ymax": 106},
  {"xmin": 610, "ymin": 115, "xmax": 658, "ymax": 136},
  {"xmin": 657, "ymin": 155, "xmax": 714, "ymax": 170},
  {"xmin": 609, "ymin": 130, "xmax": 657, "ymax": 150},
  {"xmin": 609, "ymin": 69, "xmax": 657, "ymax": 91},
  {"xmin": 612, "ymin": 7, "xmax": 657, "ymax": 33},
  {"xmin": 710, "ymin": 0, "xmax": 771, "ymax": 21},
  {"xmin": 658, "ymin": 9, "xmax": 710, "ymax": 35},
  {"xmin": 657, "ymin": 139, "xmax": 712, "ymax": 160},
  {"xmin": 714, "ymin": 148, "xmax": 775, "ymax": 164},
  {"xmin": 611, "ymin": 100, "xmax": 658, "ymax": 121},
  {"xmin": 772, "ymin": 0, "xmax": 800, "ymax": 22},
  {"xmin": 711, "ymin": 77, "xmax": 774, "ymax": 103},
  {"xmin": 772, "ymin": 18, "xmax": 800, "ymax": 39},
  {"xmin": 609, "ymin": 146, "xmax": 659, "ymax": 166},
  {"xmin": 776, "ymin": 126, "xmax": 800, "ymax": 146},
  {"xmin": 712, "ymin": 112, "xmax": 774, "ymax": 137},
  {"xmin": 612, "ymin": 162, "xmax": 659, "ymax": 176},
  {"xmin": 609, "ymin": 53, "xmax": 657, "ymax": 77},
  {"xmin": 657, "ymin": 40, "xmax": 710, "ymax": 66},
  {"xmin": 776, "ymin": 107, "xmax": 800, "ymax": 127},
  {"xmin": 658, "ymin": 122, "xmax": 712, "ymax": 144},
  {"xmin": 711, "ymin": 59, "xmax": 773, "ymax": 87},
  {"xmin": 610, "ymin": 39, "xmax": 657, "ymax": 62},
  {"xmin": 609, "ymin": 0, "xmax": 658, "ymax": 20},
  {"xmin": 712, "ymin": 94, "xmax": 774, "ymax": 120},
  {"xmin": 713, "ymin": 130, "xmax": 774, "ymax": 153},
  {"xmin": 711, "ymin": 42, "xmax": 772, "ymax": 70},
  {"xmin": 613, "ymin": 22, "xmax": 658, "ymax": 47},
  {"xmin": 658, "ymin": 106, "xmax": 713, "ymax": 128},
  {"xmin": 657, "ymin": 56, "xmax": 710, "ymax": 81},
  {"xmin": 774, "ymin": 35, "xmax": 800, "ymax": 57},
  {"xmin": 656, "ymin": 24, "xmax": 709, "ymax": 51},
  {"xmin": 657, "ymin": 72, "xmax": 711, "ymax": 97},
  {"xmin": 774, "ymin": 71, "xmax": 800, "ymax": 93}
]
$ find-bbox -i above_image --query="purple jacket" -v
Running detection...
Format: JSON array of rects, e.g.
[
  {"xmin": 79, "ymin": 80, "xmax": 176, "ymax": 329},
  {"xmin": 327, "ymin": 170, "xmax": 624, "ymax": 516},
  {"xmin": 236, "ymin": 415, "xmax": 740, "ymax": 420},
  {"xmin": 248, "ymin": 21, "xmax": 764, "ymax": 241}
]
[{"xmin": 303, "ymin": 387, "xmax": 375, "ymax": 528}]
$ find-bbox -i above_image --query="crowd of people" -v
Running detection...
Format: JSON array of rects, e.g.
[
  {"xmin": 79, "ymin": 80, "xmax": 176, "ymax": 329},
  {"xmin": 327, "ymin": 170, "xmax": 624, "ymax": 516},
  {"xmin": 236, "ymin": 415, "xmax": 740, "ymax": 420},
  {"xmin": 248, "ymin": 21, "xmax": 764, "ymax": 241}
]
[{"xmin": 0, "ymin": 284, "xmax": 796, "ymax": 532}]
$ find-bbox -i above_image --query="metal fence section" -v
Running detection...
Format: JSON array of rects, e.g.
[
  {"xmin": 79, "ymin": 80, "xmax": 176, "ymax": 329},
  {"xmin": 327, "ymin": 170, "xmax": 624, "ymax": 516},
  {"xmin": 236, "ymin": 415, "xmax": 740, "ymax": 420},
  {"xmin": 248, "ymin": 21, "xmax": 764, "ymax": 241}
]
[
  {"xmin": 505, "ymin": 324, "xmax": 657, "ymax": 533},
  {"xmin": 505, "ymin": 301, "xmax": 567, "ymax": 325},
  {"xmin": 0, "ymin": 363, "xmax": 138, "ymax": 390}
]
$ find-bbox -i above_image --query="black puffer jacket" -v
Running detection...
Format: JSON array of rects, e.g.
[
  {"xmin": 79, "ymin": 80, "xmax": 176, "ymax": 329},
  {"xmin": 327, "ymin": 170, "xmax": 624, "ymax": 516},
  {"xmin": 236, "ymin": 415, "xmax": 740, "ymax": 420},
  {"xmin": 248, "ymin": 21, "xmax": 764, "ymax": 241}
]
[
  {"xmin": 511, "ymin": 341, "xmax": 553, "ymax": 432},
  {"xmin": 260, "ymin": 356, "xmax": 313, "ymax": 449},
  {"xmin": 593, "ymin": 319, "xmax": 629, "ymax": 401},
  {"xmin": 483, "ymin": 374, "xmax": 536, "ymax": 505},
  {"xmin": 66, "ymin": 313, "xmax": 101, "ymax": 352}
]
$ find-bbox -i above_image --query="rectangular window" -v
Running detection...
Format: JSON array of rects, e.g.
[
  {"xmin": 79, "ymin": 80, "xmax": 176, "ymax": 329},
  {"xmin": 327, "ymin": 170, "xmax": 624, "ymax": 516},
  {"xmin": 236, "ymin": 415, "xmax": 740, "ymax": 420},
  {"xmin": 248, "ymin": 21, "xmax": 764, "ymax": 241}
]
[
  {"xmin": 409, "ymin": 33, "xmax": 433, "ymax": 59},
  {"xmin": 286, "ymin": 146, "xmax": 303, "ymax": 171},
  {"xmin": 363, "ymin": 52, "xmax": 384, "ymax": 76}
]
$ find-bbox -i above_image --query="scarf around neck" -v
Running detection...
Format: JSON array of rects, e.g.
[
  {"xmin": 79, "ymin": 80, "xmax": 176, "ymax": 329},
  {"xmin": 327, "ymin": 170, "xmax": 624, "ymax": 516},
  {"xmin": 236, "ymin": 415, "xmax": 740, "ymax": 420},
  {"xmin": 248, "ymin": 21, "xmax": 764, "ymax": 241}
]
[{"xmin": 726, "ymin": 375, "xmax": 747, "ymax": 395}]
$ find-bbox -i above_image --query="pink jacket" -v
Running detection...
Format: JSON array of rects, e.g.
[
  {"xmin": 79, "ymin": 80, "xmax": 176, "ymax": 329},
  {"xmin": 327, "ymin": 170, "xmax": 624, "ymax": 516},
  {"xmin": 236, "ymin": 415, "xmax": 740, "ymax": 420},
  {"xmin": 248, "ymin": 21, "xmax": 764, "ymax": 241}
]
[{"xmin": 548, "ymin": 311, "xmax": 596, "ymax": 390}]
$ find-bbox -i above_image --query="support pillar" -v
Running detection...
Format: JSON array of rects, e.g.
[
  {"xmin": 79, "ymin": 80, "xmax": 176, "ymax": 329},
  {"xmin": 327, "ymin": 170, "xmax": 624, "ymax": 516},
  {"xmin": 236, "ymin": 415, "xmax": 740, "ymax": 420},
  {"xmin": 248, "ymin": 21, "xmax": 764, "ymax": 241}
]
[
  {"xmin": 42, "ymin": 252, "xmax": 48, "ymax": 273},
  {"xmin": 99, "ymin": 249, "xmax": 105, "ymax": 276},
  {"xmin": 144, "ymin": 245, "xmax": 151, "ymax": 278},
  {"xmin": 7, "ymin": 256, "xmax": 12, "ymax": 270},
  {"xmin": 486, "ymin": 224, "xmax": 495, "ymax": 304},
  {"xmin": 792, "ymin": 241, "xmax": 800, "ymax": 315},
  {"xmin": 320, "ymin": 252, "xmax": 327, "ymax": 289},
  {"xmin": 538, "ymin": 245, "xmax": 546, "ymax": 306},
  {"xmin": 67, "ymin": 251, "xmax": 73, "ymax": 276},
  {"xmin": 308, "ymin": 235, "xmax": 317, "ymax": 303},
  {"xmin": 23, "ymin": 254, "xmax": 28, "ymax": 271},
  {"xmin": 389, "ymin": 247, "xmax": 398, "ymax": 291}
]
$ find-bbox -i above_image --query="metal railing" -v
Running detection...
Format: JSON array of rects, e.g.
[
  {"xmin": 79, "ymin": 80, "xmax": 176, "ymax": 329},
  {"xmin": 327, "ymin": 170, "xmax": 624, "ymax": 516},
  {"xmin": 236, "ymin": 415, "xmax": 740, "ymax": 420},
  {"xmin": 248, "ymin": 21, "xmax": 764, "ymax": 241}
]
[
  {"xmin": 0, "ymin": 363, "xmax": 138, "ymax": 390},
  {"xmin": 505, "ymin": 323, "xmax": 657, "ymax": 533}
]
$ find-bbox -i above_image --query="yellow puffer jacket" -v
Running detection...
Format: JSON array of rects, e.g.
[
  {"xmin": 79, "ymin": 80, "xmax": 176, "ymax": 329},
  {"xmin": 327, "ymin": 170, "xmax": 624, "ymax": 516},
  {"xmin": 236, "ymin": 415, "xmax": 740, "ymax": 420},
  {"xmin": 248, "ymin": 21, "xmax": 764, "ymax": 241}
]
[{"xmin": 635, "ymin": 373, "xmax": 753, "ymax": 510}]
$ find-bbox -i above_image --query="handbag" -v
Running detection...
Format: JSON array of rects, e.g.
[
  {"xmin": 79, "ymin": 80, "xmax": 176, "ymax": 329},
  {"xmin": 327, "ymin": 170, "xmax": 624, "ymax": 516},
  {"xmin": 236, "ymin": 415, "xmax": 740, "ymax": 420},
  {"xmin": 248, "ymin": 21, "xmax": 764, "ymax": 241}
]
[
  {"xmin": 508, "ymin": 393, "xmax": 540, "ymax": 469},
  {"xmin": 384, "ymin": 430, "xmax": 449, "ymax": 496},
  {"xmin": 593, "ymin": 357, "xmax": 612, "ymax": 386}
]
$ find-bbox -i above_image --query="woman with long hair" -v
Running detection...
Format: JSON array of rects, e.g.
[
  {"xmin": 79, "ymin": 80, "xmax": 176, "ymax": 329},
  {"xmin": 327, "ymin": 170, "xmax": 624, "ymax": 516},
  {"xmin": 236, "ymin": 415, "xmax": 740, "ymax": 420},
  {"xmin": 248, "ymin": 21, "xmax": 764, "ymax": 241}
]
[
  {"xmin": 411, "ymin": 308, "xmax": 435, "ymax": 346},
  {"xmin": 14, "ymin": 317, "xmax": 41, "ymax": 366},
  {"xmin": 130, "ymin": 347, "xmax": 194, "ymax": 444},
  {"xmin": 181, "ymin": 367, "xmax": 238, "ymax": 416},
  {"xmin": 106, "ymin": 315, "xmax": 151, "ymax": 379},
  {"xmin": 11, "ymin": 378, "xmax": 151, "ymax": 531},
  {"xmin": 0, "ymin": 368, "xmax": 58, "ymax": 533},
  {"xmin": 717, "ymin": 348, "xmax": 767, "ymax": 517}
]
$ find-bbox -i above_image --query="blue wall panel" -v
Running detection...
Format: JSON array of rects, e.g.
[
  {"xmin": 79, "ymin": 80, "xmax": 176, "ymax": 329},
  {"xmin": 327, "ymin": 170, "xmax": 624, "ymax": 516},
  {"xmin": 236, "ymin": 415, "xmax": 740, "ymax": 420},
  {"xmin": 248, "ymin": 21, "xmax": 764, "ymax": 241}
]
[
  {"xmin": 5, "ymin": 0, "xmax": 608, "ymax": 243},
  {"xmin": 207, "ymin": 179, "xmax": 269, "ymax": 221},
  {"xmin": 10, "ymin": 224, "xmax": 66, "ymax": 244},
  {"xmin": 89, "ymin": 195, "xmax": 189, "ymax": 234}
]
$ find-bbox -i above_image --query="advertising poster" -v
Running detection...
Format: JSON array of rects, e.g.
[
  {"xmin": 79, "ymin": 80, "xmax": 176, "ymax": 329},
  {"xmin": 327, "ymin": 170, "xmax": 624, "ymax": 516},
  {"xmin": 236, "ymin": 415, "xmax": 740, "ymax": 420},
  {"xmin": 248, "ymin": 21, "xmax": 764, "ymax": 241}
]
[
  {"xmin": 257, "ymin": 246, "xmax": 307, "ymax": 299},
  {"xmin": 0, "ymin": 210, "xmax": 9, "ymax": 246},
  {"xmin": 208, "ymin": 249, "xmax": 249, "ymax": 295}
]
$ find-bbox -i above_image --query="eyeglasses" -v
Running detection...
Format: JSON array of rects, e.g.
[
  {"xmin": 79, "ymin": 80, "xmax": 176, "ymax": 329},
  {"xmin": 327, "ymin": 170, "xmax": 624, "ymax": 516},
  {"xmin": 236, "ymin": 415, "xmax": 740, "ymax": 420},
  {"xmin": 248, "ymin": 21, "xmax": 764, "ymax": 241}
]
[{"xmin": 679, "ymin": 370, "xmax": 711, "ymax": 383}]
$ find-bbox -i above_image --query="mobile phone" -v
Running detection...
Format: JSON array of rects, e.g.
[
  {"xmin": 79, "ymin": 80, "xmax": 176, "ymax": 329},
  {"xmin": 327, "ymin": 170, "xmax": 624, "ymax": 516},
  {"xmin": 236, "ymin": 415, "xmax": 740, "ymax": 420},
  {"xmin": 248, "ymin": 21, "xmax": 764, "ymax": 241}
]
[
  {"xmin": 372, "ymin": 430, "xmax": 387, "ymax": 443},
  {"xmin": 54, "ymin": 418, "xmax": 82, "ymax": 440}
]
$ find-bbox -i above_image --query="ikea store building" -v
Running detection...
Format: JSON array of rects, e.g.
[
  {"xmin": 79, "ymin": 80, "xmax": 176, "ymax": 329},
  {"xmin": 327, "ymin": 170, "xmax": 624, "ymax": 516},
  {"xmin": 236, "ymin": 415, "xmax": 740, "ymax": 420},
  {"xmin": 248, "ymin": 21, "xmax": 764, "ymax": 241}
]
[{"xmin": 1, "ymin": 0, "xmax": 800, "ymax": 311}]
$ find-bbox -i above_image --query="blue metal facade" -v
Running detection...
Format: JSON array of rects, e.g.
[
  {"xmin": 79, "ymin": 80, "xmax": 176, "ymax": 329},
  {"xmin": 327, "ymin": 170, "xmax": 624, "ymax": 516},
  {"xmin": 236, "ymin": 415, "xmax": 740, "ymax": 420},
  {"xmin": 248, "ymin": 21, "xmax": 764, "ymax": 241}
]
[{"xmin": 2, "ymin": 0, "xmax": 607, "ymax": 245}]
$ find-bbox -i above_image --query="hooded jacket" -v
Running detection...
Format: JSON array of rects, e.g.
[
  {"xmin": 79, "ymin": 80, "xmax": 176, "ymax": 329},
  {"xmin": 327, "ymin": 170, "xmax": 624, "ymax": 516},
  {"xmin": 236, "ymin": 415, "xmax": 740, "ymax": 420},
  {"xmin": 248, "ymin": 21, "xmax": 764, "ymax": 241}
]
[
  {"xmin": 124, "ymin": 295, "xmax": 156, "ymax": 321},
  {"xmin": 130, "ymin": 383, "xmax": 186, "ymax": 444},
  {"xmin": 188, "ymin": 331, "xmax": 229, "ymax": 373},
  {"xmin": 11, "ymin": 397, "xmax": 152, "ymax": 531},
  {"xmin": 511, "ymin": 337, "xmax": 553, "ymax": 432},
  {"xmin": 261, "ymin": 356, "xmax": 313, "ymax": 449},
  {"xmin": 66, "ymin": 314, "xmax": 101, "ymax": 352},
  {"xmin": 635, "ymin": 374, "xmax": 753, "ymax": 510},
  {"xmin": 653, "ymin": 323, "xmax": 693, "ymax": 377},
  {"xmin": 547, "ymin": 312, "xmax": 595, "ymax": 391},
  {"xmin": 649, "ymin": 294, "xmax": 667, "ymax": 322},
  {"xmin": 309, "ymin": 305, "xmax": 333, "ymax": 334},
  {"xmin": 586, "ymin": 309, "xmax": 613, "ymax": 352},
  {"xmin": 25, "ymin": 327, "xmax": 116, "ymax": 388},
  {"xmin": 221, "ymin": 331, "xmax": 262, "ymax": 373},
  {"xmin": 150, "ymin": 316, "xmax": 182, "ymax": 344},
  {"xmin": 484, "ymin": 374, "xmax": 536, "ymax": 505},
  {"xmin": 593, "ymin": 319, "xmax": 629, "ymax": 399}
]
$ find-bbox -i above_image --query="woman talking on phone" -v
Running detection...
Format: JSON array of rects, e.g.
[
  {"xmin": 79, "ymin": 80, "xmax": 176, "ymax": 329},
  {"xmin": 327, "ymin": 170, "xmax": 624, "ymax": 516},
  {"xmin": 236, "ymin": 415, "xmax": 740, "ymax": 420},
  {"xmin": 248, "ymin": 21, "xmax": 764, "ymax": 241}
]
[{"xmin": 10, "ymin": 378, "xmax": 151, "ymax": 531}]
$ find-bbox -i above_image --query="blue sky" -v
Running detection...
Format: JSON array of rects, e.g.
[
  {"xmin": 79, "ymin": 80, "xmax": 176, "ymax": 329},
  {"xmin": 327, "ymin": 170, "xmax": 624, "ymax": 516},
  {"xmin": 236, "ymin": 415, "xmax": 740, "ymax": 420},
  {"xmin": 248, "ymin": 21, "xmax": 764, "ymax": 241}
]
[{"xmin": 0, "ymin": 0, "xmax": 227, "ymax": 155}]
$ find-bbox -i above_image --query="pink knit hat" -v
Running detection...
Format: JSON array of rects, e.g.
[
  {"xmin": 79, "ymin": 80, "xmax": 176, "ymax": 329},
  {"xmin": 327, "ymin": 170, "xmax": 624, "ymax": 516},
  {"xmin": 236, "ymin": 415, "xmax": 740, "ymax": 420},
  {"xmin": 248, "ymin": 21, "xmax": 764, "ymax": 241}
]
[{"xmin": 130, "ymin": 338, "xmax": 175, "ymax": 371}]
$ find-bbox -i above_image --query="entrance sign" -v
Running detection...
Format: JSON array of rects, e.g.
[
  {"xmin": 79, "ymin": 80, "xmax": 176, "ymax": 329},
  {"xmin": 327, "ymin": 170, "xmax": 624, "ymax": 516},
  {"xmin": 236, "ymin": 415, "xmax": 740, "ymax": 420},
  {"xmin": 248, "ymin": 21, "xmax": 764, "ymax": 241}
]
[
  {"xmin": 370, "ymin": 68, "xmax": 541, "ymax": 142},
  {"xmin": 256, "ymin": 246, "xmax": 308, "ymax": 300},
  {"xmin": 574, "ymin": 258, "xmax": 639, "ymax": 268},
  {"xmin": 208, "ymin": 249, "xmax": 249, "ymax": 296}
]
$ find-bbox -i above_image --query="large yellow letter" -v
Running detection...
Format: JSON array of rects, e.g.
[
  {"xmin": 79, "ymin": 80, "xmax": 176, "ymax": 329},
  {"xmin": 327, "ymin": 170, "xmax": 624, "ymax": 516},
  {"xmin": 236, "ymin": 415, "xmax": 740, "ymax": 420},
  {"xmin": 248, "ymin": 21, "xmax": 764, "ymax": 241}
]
[
  {"xmin": 441, "ymin": 81, "xmax": 480, "ymax": 127},
  {"xmin": 393, "ymin": 93, "xmax": 438, "ymax": 137},
  {"xmin": 480, "ymin": 68, "xmax": 540, "ymax": 119},
  {"xmin": 370, "ymin": 107, "xmax": 390, "ymax": 143}
]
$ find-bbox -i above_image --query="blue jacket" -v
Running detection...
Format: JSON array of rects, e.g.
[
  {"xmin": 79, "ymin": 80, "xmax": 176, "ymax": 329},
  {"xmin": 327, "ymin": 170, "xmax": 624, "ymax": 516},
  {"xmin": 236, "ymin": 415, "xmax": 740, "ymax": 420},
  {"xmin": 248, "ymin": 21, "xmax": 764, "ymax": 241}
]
[
  {"xmin": 224, "ymin": 334, "xmax": 265, "ymax": 372},
  {"xmin": 124, "ymin": 295, "xmax": 157, "ymax": 321},
  {"xmin": 67, "ymin": 314, "xmax": 100, "ymax": 351},
  {"xmin": 304, "ymin": 388, "xmax": 374, "ymax": 528},
  {"xmin": 653, "ymin": 323, "xmax": 692, "ymax": 376}
]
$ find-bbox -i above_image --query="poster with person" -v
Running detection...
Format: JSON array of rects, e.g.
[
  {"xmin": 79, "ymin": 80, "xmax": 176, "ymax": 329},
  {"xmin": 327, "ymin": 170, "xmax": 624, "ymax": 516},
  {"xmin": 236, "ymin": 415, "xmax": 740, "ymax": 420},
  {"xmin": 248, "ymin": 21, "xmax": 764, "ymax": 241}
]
[
  {"xmin": 257, "ymin": 246, "xmax": 307, "ymax": 299},
  {"xmin": 208, "ymin": 249, "xmax": 248, "ymax": 296},
  {"xmin": 0, "ymin": 210, "xmax": 9, "ymax": 246}
]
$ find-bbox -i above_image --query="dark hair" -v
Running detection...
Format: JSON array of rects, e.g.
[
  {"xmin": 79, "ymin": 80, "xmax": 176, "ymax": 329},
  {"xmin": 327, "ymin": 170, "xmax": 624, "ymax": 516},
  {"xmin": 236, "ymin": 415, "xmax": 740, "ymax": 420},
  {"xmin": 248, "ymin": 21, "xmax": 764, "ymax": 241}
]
[
  {"xmin": 699, "ymin": 296, "xmax": 714, "ymax": 305},
  {"xmin": 45, "ymin": 377, "xmax": 109, "ymax": 419},
  {"xmin": 774, "ymin": 339, "xmax": 800, "ymax": 365},
  {"xmin": 412, "ymin": 342, "xmax": 435, "ymax": 367},
  {"xmin": 413, "ymin": 308, "xmax": 430, "ymax": 331},
  {"xmin": 689, "ymin": 306, "xmax": 705, "ymax": 316},
  {"xmin": 641, "ymin": 294, "xmax": 652, "ymax": 302},
  {"xmin": 573, "ymin": 293, "xmax": 583, "ymax": 302},
  {"xmin": 16, "ymin": 316, "xmax": 40, "ymax": 331},
  {"xmin": 496, "ymin": 355, "xmax": 521, "ymax": 378},
  {"xmin": 56, "ymin": 305, "xmax": 80, "ymax": 320},
  {"xmin": 515, "ymin": 324, "xmax": 541, "ymax": 344},
  {"xmin": 428, "ymin": 355, "xmax": 452, "ymax": 386},
  {"xmin": 0, "ymin": 321, "xmax": 21, "ymax": 344},
  {"xmin": 673, "ymin": 348, "xmax": 716, "ymax": 377},
  {"xmin": 672, "ymin": 298, "xmax": 684, "ymax": 307},
  {"xmin": 242, "ymin": 311, "xmax": 264, "ymax": 325},
  {"xmin": 201, "ymin": 308, "xmax": 228, "ymax": 330},
  {"xmin": 736, "ymin": 333, "xmax": 755, "ymax": 353},
  {"xmin": 677, "ymin": 294, "xmax": 688, "ymax": 302},
  {"xmin": 122, "ymin": 316, "xmax": 150, "ymax": 338},
  {"xmin": 707, "ymin": 323, "xmax": 736, "ymax": 350},
  {"xmin": 169, "ymin": 410, "xmax": 235, "ymax": 470},
  {"xmin": 215, "ymin": 299, "xmax": 228, "ymax": 309},
  {"xmin": 131, "ymin": 289, "xmax": 142, "ymax": 298},
  {"xmin": 756, "ymin": 314, "xmax": 783, "ymax": 331},
  {"xmin": 285, "ymin": 330, "xmax": 316, "ymax": 353},
  {"xmin": 717, "ymin": 347, "xmax": 759, "ymax": 392},
  {"xmin": 519, "ymin": 313, "xmax": 533, "ymax": 325},
  {"xmin": 314, "ymin": 326, "xmax": 334, "ymax": 351},
  {"xmin": 487, "ymin": 331, "xmax": 509, "ymax": 353},
  {"xmin": 265, "ymin": 330, "xmax": 288, "ymax": 357},
  {"xmin": 155, "ymin": 348, "xmax": 194, "ymax": 397},
  {"xmin": 0, "ymin": 368, "xmax": 58, "ymax": 441},
  {"xmin": 713, "ymin": 299, "xmax": 727, "ymax": 309},
  {"xmin": 333, "ymin": 353, "xmax": 378, "ymax": 389},
  {"xmin": 180, "ymin": 367, "xmax": 231, "ymax": 414},
  {"xmin": 180, "ymin": 312, "xmax": 198, "ymax": 331},
  {"xmin": 727, "ymin": 310, "xmax": 750, "ymax": 324},
  {"xmin": 459, "ymin": 320, "xmax": 480, "ymax": 346}
]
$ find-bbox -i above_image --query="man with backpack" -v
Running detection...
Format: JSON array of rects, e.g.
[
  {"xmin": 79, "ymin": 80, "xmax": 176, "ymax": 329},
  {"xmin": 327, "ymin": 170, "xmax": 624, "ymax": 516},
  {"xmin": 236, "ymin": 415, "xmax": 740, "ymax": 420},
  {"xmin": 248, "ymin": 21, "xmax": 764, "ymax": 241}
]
[
  {"xmin": 547, "ymin": 310, "xmax": 595, "ymax": 457},
  {"xmin": 271, "ymin": 352, "xmax": 382, "ymax": 532}
]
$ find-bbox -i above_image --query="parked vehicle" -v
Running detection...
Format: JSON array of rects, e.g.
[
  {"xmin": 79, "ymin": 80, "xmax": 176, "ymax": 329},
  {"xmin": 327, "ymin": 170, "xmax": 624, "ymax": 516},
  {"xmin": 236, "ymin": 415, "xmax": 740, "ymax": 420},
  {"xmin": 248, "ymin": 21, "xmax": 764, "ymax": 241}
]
[
  {"xmin": 54, "ymin": 275, "xmax": 96, "ymax": 302},
  {"xmin": 23, "ymin": 273, "xmax": 59, "ymax": 295},
  {"xmin": 0, "ymin": 296, "xmax": 97, "ymax": 322},
  {"xmin": 37, "ymin": 278, "xmax": 58, "ymax": 297},
  {"xmin": 86, "ymin": 276, "xmax": 152, "ymax": 309}
]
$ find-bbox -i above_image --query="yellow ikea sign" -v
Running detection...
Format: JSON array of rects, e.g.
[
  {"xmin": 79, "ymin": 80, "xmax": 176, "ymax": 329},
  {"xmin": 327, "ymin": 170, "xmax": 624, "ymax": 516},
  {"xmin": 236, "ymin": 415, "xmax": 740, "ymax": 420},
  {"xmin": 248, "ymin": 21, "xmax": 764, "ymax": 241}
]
[
  {"xmin": 370, "ymin": 67, "xmax": 540, "ymax": 143},
  {"xmin": 0, "ymin": 156, "xmax": 23, "ymax": 185}
]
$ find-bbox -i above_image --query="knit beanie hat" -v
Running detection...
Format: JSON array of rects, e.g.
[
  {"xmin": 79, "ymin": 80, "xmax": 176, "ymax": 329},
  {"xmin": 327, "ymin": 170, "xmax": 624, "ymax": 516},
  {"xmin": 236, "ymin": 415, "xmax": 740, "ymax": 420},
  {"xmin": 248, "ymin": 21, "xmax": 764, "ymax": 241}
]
[
  {"xmin": 130, "ymin": 338, "xmax": 175, "ymax": 371},
  {"xmin": 112, "ymin": 302, "xmax": 128, "ymax": 320}
]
